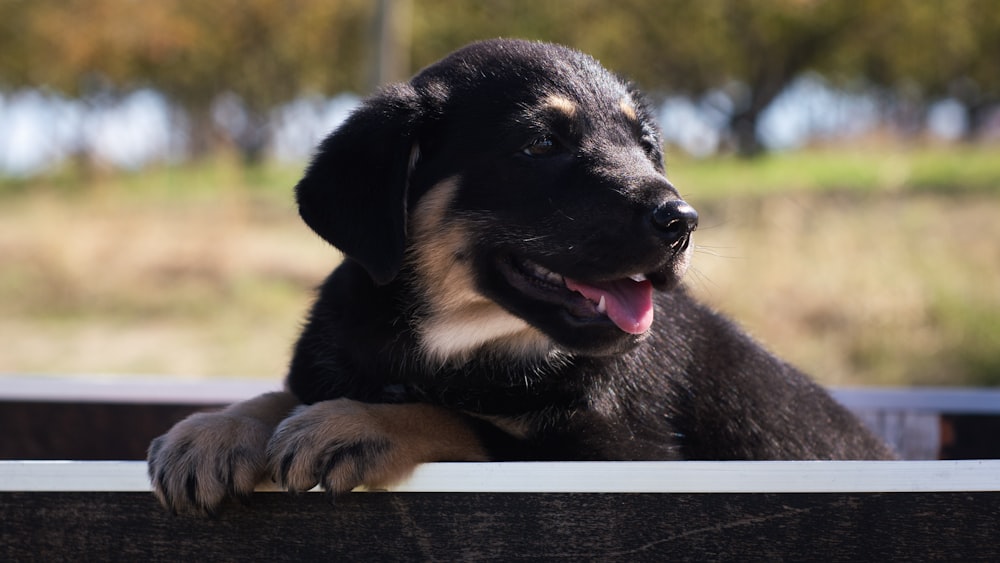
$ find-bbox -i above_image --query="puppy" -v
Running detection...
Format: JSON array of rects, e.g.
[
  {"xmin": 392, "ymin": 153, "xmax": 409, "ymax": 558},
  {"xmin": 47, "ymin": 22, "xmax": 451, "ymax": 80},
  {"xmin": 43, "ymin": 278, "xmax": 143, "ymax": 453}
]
[{"xmin": 148, "ymin": 39, "xmax": 895, "ymax": 515}]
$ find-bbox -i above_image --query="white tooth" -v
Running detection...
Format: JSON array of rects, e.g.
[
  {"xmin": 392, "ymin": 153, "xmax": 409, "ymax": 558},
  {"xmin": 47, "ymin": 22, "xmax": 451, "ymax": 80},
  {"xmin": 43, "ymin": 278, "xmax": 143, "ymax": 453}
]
[
  {"xmin": 630, "ymin": 274, "xmax": 647, "ymax": 282},
  {"xmin": 528, "ymin": 261, "xmax": 563, "ymax": 285},
  {"xmin": 597, "ymin": 295, "xmax": 607, "ymax": 314}
]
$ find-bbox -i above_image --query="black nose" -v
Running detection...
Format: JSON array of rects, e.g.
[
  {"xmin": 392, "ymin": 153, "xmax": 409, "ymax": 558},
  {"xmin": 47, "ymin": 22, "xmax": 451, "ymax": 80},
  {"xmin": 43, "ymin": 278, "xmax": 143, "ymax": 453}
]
[{"xmin": 651, "ymin": 200, "xmax": 699, "ymax": 246}]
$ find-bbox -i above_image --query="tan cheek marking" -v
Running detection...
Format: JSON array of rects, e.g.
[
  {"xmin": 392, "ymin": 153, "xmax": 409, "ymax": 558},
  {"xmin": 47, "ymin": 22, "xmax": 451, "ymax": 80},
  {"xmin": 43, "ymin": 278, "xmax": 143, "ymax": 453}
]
[
  {"xmin": 408, "ymin": 178, "xmax": 481, "ymax": 314},
  {"xmin": 407, "ymin": 178, "xmax": 552, "ymax": 365}
]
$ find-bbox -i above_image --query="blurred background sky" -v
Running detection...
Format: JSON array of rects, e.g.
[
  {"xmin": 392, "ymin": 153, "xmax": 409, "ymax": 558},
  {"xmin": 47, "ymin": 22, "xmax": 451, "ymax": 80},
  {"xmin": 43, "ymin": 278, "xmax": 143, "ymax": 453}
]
[{"xmin": 1, "ymin": 0, "xmax": 998, "ymax": 386}]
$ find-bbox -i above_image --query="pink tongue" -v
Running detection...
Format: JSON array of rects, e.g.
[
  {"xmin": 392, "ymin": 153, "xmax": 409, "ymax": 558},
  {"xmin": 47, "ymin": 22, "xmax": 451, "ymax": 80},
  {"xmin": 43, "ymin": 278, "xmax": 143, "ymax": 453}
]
[{"xmin": 564, "ymin": 277, "xmax": 654, "ymax": 334}]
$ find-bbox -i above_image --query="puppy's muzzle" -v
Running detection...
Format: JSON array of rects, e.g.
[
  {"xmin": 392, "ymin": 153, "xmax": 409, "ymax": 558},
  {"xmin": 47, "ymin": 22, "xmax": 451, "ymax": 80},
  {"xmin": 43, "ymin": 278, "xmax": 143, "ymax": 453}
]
[{"xmin": 651, "ymin": 200, "xmax": 699, "ymax": 249}]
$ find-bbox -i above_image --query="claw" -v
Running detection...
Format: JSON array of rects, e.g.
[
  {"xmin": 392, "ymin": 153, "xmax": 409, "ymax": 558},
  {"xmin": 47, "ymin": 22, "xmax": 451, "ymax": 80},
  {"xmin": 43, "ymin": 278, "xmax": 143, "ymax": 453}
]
[{"xmin": 278, "ymin": 452, "xmax": 295, "ymax": 486}]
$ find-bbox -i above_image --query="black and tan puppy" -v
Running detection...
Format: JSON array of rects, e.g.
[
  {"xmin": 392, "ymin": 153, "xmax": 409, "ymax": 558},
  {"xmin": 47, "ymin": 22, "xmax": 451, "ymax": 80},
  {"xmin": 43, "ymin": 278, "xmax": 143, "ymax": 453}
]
[{"xmin": 148, "ymin": 39, "xmax": 894, "ymax": 515}]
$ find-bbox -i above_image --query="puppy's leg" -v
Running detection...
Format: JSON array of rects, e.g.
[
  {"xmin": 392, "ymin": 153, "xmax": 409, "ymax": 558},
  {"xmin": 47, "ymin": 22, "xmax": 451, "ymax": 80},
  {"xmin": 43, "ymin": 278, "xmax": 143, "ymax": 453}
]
[
  {"xmin": 268, "ymin": 399, "xmax": 489, "ymax": 495},
  {"xmin": 147, "ymin": 391, "xmax": 300, "ymax": 515}
]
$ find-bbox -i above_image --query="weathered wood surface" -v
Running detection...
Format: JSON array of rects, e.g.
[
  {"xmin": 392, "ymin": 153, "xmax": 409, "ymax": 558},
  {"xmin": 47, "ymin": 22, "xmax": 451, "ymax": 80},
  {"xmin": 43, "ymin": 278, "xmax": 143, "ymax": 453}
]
[
  {"xmin": 2, "ymin": 459, "xmax": 998, "ymax": 561},
  {"xmin": 4, "ymin": 381, "xmax": 998, "ymax": 560},
  {"xmin": 2, "ymin": 490, "xmax": 999, "ymax": 561}
]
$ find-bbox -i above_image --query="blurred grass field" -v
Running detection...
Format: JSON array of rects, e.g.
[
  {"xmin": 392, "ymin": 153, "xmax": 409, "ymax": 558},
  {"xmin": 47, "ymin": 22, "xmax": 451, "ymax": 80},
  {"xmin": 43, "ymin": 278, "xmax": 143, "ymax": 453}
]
[{"xmin": 1, "ymin": 146, "xmax": 998, "ymax": 386}]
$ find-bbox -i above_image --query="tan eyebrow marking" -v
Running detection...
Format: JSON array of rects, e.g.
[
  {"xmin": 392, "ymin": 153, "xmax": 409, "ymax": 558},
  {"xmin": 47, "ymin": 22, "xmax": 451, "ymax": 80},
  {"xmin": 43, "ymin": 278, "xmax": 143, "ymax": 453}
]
[
  {"xmin": 620, "ymin": 98, "xmax": 638, "ymax": 121},
  {"xmin": 542, "ymin": 94, "xmax": 578, "ymax": 118}
]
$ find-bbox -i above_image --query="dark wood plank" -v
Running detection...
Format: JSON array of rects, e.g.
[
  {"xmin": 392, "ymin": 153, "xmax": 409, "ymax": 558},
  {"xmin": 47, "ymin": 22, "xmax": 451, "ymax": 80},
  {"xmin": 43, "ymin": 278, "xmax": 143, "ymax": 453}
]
[
  {"xmin": 0, "ymin": 401, "xmax": 217, "ymax": 460},
  {"xmin": 2, "ymin": 491, "xmax": 998, "ymax": 561},
  {"xmin": 7, "ymin": 399, "xmax": 1000, "ymax": 460},
  {"xmin": 4, "ymin": 381, "xmax": 1000, "ymax": 460},
  {"xmin": 942, "ymin": 414, "xmax": 1000, "ymax": 460}
]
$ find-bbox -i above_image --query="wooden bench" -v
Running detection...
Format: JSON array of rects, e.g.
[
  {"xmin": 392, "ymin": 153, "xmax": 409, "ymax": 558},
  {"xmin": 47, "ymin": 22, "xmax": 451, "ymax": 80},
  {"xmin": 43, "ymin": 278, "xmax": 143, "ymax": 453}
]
[{"xmin": 2, "ymin": 377, "xmax": 999, "ymax": 559}]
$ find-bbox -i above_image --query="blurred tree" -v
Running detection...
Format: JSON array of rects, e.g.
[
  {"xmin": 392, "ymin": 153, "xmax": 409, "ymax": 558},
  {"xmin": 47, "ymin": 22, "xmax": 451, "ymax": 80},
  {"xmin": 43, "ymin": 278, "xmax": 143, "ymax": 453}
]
[
  {"xmin": 0, "ymin": 0, "xmax": 34, "ymax": 89},
  {"xmin": 370, "ymin": 0, "xmax": 413, "ymax": 89},
  {"xmin": 410, "ymin": 0, "xmax": 860, "ymax": 156},
  {"xmin": 0, "ymin": 0, "xmax": 168, "ymax": 172},
  {"xmin": 837, "ymin": 0, "xmax": 1000, "ymax": 140},
  {"xmin": 957, "ymin": 0, "xmax": 1000, "ymax": 139},
  {"xmin": 0, "ymin": 0, "xmax": 370, "ymax": 164},
  {"xmin": 132, "ymin": 0, "xmax": 370, "ymax": 163},
  {"xmin": 4, "ymin": 0, "xmax": 144, "ymax": 95},
  {"xmin": 711, "ymin": 0, "xmax": 858, "ymax": 156},
  {"xmin": 2, "ymin": 0, "xmax": 998, "ymax": 167},
  {"xmin": 410, "ymin": 0, "xmax": 573, "ymax": 69}
]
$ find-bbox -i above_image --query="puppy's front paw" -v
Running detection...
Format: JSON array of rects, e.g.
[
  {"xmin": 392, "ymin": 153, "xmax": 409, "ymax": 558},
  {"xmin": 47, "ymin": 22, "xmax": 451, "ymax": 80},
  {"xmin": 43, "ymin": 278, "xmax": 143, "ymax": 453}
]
[
  {"xmin": 267, "ymin": 399, "xmax": 399, "ymax": 495},
  {"xmin": 147, "ymin": 411, "xmax": 272, "ymax": 515}
]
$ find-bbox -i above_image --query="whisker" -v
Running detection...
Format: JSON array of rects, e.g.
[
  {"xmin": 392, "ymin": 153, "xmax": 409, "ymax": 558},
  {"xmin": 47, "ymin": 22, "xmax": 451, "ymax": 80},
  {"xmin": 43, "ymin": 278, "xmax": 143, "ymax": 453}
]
[
  {"xmin": 694, "ymin": 244, "xmax": 743, "ymax": 260},
  {"xmin": 685, "ymin": 267, "xmax": 717, "ymax": 294}
]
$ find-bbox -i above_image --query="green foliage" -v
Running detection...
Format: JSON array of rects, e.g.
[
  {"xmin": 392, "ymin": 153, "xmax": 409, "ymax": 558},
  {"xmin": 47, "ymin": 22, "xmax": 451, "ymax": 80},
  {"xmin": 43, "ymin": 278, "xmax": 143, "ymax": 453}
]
[
  {"xmin": 667, "ymin": 146, "xmax": 1000, "ymax": 200},
  {"xmin": 2, "ymin": 0, "xmax": 999, "ymax": 161},
  {"xmin": 931, "ymin": 298, "xmax": 1000, "ymax": 387},
  {"xmin": 0, "ymin": 0, "xmax": 374, "ymax": 162}
]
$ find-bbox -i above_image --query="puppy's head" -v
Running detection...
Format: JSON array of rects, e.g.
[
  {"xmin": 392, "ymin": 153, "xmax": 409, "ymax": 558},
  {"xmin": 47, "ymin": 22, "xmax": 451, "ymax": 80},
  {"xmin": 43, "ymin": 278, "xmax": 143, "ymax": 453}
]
[{"xmin": 297, "ymin": 39, "xmax": 697, "ymax": 364}]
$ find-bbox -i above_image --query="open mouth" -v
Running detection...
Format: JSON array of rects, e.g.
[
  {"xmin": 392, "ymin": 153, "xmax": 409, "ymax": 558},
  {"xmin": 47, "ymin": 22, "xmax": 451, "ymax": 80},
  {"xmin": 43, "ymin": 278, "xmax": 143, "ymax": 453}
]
[{"xmin": 503, "ymin": 255, "xmax": 666, "ymax": 335}]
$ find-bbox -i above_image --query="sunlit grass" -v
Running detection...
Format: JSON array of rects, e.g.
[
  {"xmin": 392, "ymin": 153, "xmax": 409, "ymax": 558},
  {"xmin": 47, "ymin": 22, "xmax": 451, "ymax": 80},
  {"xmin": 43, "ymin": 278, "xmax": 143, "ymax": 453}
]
[
  {"xmin": 1, "ymin": 146, "xmax": 997, "ymax": 385},
  {"xmin": 668, "ymin": 145, "xmax": 1000, "ymax": 199},
  {"xmin": 0, "ymin": 154, "xmax": 304, "ymax": 203},
  {"xmin": 687, "ymin": 190, "xmax": 1000, "ymax": 387}
]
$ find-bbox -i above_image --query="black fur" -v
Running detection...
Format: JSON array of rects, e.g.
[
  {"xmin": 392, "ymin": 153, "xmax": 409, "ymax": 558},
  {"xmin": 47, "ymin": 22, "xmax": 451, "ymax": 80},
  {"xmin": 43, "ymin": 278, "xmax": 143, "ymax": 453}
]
[{"xmin": 289, "ymin": 39, "xmax": 894, "ymax": 461}]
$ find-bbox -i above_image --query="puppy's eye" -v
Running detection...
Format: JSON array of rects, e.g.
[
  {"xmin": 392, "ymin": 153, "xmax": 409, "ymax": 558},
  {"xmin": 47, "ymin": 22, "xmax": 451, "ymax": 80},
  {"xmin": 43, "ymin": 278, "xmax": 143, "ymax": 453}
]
[
  {"xmin": 640, "ymin": 135, "xmax": 662, "ymax": 159},
  {"xmin": 522, "ymin": 136, "xmax": 559, "ymax": 157}
]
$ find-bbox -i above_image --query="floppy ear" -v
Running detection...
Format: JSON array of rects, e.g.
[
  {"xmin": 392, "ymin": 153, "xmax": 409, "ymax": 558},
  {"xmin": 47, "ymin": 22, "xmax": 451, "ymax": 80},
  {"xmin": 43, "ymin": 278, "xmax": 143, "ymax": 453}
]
[{"xmin": 295, "ymin": 83, "xmax": 426, "ymax": 285}]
